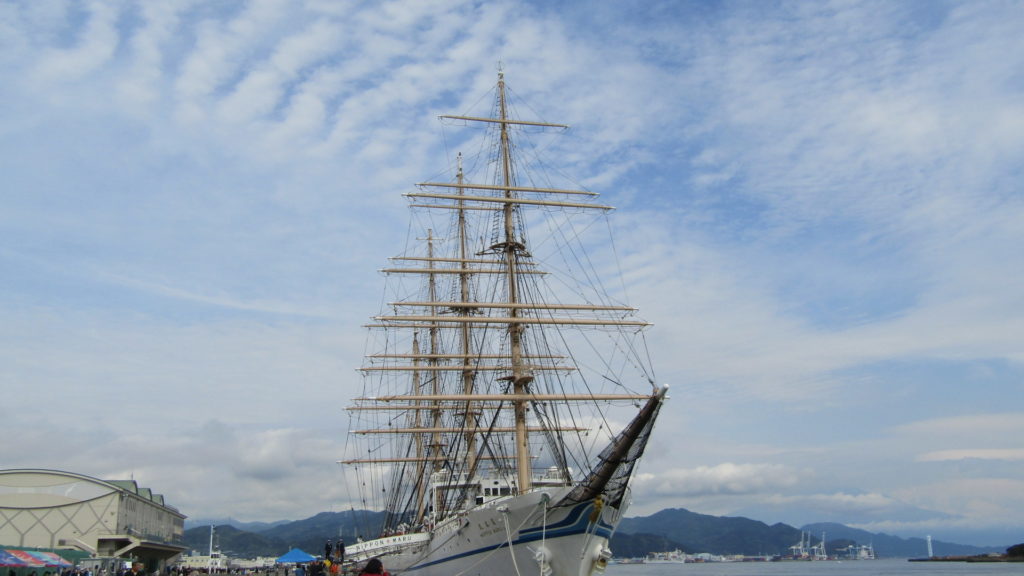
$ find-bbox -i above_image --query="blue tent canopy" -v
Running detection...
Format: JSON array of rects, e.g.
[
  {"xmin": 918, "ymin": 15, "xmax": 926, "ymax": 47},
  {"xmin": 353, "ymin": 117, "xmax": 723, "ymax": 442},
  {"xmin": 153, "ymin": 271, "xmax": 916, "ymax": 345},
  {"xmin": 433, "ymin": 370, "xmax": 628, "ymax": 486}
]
[{"xmin": 276, "ymin": 548, "xmax": 316, "ymax": 564}]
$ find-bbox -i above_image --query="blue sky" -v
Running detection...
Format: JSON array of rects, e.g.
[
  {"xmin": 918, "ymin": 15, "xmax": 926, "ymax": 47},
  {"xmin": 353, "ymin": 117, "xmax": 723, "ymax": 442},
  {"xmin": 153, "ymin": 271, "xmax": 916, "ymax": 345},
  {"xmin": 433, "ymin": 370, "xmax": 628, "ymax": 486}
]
[{"xmin": 2, "ymin": 0, "xmax": 1022, "ymax": 547}]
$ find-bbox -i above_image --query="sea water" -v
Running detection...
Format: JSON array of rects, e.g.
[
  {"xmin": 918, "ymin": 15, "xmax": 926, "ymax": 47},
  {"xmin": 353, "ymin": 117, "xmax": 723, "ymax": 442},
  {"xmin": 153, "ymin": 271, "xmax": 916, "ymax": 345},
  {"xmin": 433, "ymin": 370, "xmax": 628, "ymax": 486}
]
[{"xmin": 608, "ymin": 558, "xmax": 1020, "ymax": 576}]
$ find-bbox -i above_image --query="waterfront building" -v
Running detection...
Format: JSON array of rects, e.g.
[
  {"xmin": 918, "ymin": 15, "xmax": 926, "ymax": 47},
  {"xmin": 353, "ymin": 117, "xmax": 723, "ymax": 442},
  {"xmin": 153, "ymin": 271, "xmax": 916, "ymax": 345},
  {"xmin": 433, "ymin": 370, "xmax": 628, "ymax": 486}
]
[{"xmin": 0, "ymin": 469, "xmax": 186, "ymax": 570}]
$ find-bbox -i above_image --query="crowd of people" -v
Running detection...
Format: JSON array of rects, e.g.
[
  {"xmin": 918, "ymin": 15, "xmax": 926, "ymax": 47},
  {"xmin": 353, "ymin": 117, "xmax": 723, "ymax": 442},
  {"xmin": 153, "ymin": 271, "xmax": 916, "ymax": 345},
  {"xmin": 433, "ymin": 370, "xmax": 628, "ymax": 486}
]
[
  {"xmin": 28, "ymin": 557, "xmax": 386, "ymax": 576},
  {"xmin": 292, "ymin": 558, "xmax": 386, "ymax": 576},
  {"xmin": 157, "ymin": 558, "xmax": 385, "ymax": 576},
  {"xmin": 50, "ymin": 539, "xmax": 386, "ymax": 576}
]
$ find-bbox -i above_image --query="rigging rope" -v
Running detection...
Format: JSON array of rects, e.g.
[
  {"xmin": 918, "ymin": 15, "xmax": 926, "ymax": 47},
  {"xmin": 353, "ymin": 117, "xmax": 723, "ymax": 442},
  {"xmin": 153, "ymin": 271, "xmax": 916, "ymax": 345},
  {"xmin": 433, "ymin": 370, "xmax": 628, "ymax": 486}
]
[{"xmin": 501, "ymin": 507, "xmax": 524, "ymax": 576}]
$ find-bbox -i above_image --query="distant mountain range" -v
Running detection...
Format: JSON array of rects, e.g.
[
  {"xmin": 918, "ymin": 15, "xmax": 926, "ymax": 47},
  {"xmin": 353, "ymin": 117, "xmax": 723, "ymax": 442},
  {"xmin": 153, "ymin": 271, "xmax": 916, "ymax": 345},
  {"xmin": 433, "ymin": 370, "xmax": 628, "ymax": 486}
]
[
  {"xmin": 183, "ymin": 508, "xmax": 1007, "ymax": 560},
  {"xmin": 613, "ymin": 508, "xmax": 1004, "ymax": 558},
  {"xmin": 185, "ymin": 510, "xmax": 384, "ymax": 559}
]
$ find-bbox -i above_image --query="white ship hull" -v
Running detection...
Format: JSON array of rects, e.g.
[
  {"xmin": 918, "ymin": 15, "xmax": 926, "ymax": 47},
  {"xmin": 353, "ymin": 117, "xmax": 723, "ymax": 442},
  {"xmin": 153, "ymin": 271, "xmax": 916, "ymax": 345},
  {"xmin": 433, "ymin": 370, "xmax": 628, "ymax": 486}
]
[{"xmin": 348, "ymin": 488, "xmax": 624, "ymax": 576}]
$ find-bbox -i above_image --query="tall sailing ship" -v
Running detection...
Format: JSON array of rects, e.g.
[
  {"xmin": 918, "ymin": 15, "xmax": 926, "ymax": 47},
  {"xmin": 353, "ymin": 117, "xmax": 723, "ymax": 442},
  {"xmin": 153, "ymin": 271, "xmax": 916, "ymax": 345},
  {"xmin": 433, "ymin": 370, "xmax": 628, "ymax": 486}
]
[{"xmin": 341, "ymin": 72, "xmax": 668, "ymax": 576}]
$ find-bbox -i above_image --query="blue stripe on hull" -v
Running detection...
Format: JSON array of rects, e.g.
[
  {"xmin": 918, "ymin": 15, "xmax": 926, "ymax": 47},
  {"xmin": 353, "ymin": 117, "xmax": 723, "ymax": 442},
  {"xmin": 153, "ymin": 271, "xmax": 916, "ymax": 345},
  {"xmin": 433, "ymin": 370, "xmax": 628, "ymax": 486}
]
[{"xmin": 519, "ymin": 500, "xmax": 615, "ymax": 538}]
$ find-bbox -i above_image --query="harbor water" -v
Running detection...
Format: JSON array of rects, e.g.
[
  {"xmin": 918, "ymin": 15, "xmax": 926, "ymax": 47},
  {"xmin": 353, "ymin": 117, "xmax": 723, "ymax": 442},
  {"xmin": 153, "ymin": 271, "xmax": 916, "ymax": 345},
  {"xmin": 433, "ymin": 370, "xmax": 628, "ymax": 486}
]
[{"xmin": 608, "ymin": 558, "xmax": 1020, "ymax": 576}]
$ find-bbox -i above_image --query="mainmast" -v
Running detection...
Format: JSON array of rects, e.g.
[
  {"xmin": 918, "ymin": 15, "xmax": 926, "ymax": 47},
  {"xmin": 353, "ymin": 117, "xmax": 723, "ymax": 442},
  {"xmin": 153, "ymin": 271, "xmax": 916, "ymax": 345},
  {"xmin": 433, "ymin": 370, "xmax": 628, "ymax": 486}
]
[{"xmin": 494, "ymin": 72, "xmax": 534, "ymax": 494}]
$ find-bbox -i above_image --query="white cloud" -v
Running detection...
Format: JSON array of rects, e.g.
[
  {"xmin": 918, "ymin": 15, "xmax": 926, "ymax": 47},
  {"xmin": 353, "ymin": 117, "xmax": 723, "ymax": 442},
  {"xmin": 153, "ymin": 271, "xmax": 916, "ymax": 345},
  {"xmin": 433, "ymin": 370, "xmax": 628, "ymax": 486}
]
[
  {"xmin": 115, "ymin": 2, "xmax": 195, "ymax": 112},
  {"xmin": 635, "ymin": 463, "xmax": 803, "ymax": 497},
  {"xmin": 917, "ymin": 449, "xmax": 1024, "ymax": 463},
  {"xmin": 0, "ymin": 305, "xmax": 357, "ymax": 435},
  {"xmin": 896, "ymin": 413, "xmax": 1024, "ymax": 440},
  {"xmin": 762, "ymin": 491, "xmax": 914, "ymax": 519},
  {"xmin": 30, "ymin": 0, "xmax": 120, "ymax": 85},
  {"xmin": 5, "ymin": 422, "xmax": 349, "ymax": 521},
  {"xmin": 887, "ymin": 477, "xmax": 1024, "ymax": 533}
]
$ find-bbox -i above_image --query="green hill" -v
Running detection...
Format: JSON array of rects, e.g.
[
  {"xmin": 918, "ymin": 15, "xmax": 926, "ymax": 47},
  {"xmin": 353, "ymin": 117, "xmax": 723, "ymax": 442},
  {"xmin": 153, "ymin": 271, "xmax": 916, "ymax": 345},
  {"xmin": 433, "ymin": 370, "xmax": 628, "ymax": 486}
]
[
  {"xmin": 184, "ymin": 511, "xmax": 386, "ymax": 558},
  {"xmin": 608, "ymin": 532, "xmax": 686, "ymax": 558},
  {"xmin": 184, "ymin": 525, "xmax": 289, "ymax": 558},
  {"xmin": 616, "ymin": 508, "xmax": 803, "ymax": 556}
]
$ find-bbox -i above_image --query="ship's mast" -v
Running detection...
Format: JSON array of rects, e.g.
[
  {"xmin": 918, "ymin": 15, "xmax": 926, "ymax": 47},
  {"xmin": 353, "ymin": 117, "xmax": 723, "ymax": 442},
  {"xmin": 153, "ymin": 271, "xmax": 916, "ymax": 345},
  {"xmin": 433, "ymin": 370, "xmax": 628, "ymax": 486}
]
[
  {"xmin": 345, "ymin": 72, "xmax": 659, "ymax": 521},
  {"xmin": 428, "ymin": 229, "xmax": 453, "ymax": 521},
  {"xmin": 494, "ymin": 72, "xmax": 534, "ymax": 494},
  {"xmin": 411, "ymin": 331, "xmax": 426, "ymax": 523},
  {"xmin": 455, "ymin": 155, "xmax": 482, "ymax": 483},
  {"xmin": 413, "ymin": 229, "xmax": 442, "ymax": 524},
  {"xmin": 426, "ymin": 229, "xmax": 443, "ymax": 481}
]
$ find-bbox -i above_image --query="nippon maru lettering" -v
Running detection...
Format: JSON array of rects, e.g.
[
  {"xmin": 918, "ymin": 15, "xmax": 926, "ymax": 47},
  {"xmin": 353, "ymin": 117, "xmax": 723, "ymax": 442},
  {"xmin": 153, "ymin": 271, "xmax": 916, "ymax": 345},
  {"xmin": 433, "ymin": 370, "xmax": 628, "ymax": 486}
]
[{"xmin": 339, "ymin": 71, "xmax": 668, "ymax": 576}]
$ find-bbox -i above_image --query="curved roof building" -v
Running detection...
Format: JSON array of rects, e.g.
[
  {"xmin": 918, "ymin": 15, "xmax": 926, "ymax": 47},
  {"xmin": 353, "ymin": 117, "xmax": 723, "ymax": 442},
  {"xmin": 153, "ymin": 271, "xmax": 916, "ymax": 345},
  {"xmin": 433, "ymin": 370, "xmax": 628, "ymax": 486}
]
[{"xmin": 0, "ymin": 469, "xmax": 186, "ymax": 567}]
